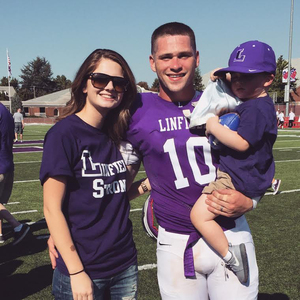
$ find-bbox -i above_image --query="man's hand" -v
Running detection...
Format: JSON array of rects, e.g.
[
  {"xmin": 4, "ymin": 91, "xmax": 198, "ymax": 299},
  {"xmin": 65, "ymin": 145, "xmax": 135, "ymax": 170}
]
[
  {"xmin": 205, "ymin": 116, "xmax": 219, "ymax": 136},
  {"xmin": 210, "ymin": 68, "xmax": 231, "ymax": 83},
  {"xmin": 205, "ymin": 189, "xmax": 253, "ymax": 218},
  {"xmin": 47, "ymin": 235, "xmax": 58, "ymax": 269}
]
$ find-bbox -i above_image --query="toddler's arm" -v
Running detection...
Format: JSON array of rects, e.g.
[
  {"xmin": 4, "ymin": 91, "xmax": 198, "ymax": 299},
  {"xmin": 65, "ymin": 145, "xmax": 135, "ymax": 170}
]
[{"xmin": 206, "ymin": 116, "xmax": 249, "ymax": 152}]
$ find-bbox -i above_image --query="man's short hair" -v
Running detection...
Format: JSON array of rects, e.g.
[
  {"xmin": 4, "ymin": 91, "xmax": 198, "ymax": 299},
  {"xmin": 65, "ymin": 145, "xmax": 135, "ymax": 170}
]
[{"xmin": 151, "ymin": 22, "xmax": 196, "ymax": 54}]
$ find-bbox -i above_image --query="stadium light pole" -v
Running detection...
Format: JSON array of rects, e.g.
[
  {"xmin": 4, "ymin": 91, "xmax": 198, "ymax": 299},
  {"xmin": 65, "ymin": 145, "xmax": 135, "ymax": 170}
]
[{"xmin": 285, "ymin": 0, "xmax": 294, "ymax": 115}]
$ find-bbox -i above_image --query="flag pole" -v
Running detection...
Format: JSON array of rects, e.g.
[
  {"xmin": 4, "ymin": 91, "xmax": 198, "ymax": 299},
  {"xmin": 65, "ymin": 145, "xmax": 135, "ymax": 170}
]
[
  {"xmin": 285, "ymin": 0, "xmax": 294, "ymax": 116},
  {"xmin": 6, "ymin": 48, "xmax": 12, "ymax": 113}
]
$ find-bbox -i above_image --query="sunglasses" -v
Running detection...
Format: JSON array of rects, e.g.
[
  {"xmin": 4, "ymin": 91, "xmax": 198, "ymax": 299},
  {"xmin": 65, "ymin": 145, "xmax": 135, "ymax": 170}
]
[{"xmin": 88, "ymin": 73, "xmax": 129, "ymax": 93}]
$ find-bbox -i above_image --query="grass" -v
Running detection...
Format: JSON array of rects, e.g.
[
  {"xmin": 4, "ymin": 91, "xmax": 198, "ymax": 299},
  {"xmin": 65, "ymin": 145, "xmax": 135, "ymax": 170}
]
[{"xmin": 0, "ymin": 125, "xmax": 299, "ymax": 299}]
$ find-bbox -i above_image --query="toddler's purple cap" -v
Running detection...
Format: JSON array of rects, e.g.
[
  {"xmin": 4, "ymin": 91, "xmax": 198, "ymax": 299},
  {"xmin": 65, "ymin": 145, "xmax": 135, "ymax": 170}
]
[{"xmin": 214, "ymin": 40, "xmax": 276, "ymax": 76}]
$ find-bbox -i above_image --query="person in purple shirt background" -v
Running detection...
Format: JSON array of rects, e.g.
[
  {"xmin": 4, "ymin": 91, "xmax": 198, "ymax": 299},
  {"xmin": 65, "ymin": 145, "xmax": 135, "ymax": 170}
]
[
  {"xmin": 125, "ymin": 23, "xmax": 260, "ymax": 299},
  {"xmin": 0, "ymin": 103, "xmax": 30, "ymax": 245},
  {"xmin": 40, "ymin": 49, "xmax": 143, "ymax": 300},
  {"xmin": 191, "ymin": 41, "xmax": 278, "ymax": 285}
]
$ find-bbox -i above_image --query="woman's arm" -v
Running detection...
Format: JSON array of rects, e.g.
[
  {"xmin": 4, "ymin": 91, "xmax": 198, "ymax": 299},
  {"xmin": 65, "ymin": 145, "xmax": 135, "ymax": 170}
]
[
  {"xmin": 43, "ymin": 176, "xmax": 93, "ymax": 299},
  {"xmin": 126, "ymin": 163, "xmax": 151, "ymax": 200},
  {"xmin": 206, "ymin": 116, "xmax": 249, "ymax": 152},
  {"xmin": 127, "ymin": 177, "xmax": 151, "ymax": 200}
]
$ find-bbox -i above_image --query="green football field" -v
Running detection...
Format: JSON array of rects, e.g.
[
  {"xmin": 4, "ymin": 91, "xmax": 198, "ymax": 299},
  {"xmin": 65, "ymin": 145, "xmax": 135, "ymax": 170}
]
[{"xmin": 1, "ymin": 124, "xmax": 299, "ymax": 299}]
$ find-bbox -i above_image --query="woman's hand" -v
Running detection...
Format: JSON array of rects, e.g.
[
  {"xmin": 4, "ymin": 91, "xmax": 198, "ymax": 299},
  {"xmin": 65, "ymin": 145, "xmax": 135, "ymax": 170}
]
[
  {"xmin": 47, "ymin": 235, "xmax": 58, "ymax": 269},
  {"xmin": 70, "ymin": 271, "xmax": 94, "ymax": 300},
  {"xmin": 205, "ymin": 189, "xmax": 253, "ymax": 218}
]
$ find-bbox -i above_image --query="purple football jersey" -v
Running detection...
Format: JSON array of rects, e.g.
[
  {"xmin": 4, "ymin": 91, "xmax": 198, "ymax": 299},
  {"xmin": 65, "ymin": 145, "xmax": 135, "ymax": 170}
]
[
  {"xmin": 126, "ymin": 93, "xmax": 238, "ymax": 234},
  {"xmin": 220, "ymin": 95, "xmax": 277, "ymax": 197},
  {"xmin": 40, "ymin": 115, "xmax": 137, "ymax": 279}
]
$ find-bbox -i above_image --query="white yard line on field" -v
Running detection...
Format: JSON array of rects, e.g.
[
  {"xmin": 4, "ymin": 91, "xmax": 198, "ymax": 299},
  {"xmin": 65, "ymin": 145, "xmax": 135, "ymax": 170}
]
[
  {"xmin": 274, "ymin": 146, "xmax": 300, "ymax": 150},
  {"xmin": 131, "ymin": 208, "xmax": 143, "ymax": 212},
  {"xmin": 274, "ymin": 159, "xmax": 300, "ymax": 162},
  {"xmin": 11, "ymin": 210, "xmax": 38, "ymax": 215},
  {"xmin": 14, "ymin": 179, "xmax": 40, "ymax": 183},
  {"xmin": 14, "ymin": 161, "xmax": 41, "ymax": 164},
  {"xmin": 264, "ymin": 189, "xmax": 300, "ymax": 196},
  {"xmin": 276, "ymin": 139, "xmax": 300, "ymax": 142},
  {"xmin": 138, "ymin": 264, "xmax": 157, "ymax": 271}
]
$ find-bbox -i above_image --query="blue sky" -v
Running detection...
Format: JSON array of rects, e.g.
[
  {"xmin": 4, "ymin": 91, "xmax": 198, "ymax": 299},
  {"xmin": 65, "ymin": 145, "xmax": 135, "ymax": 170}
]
[{"xmin": 1, "ymin": 0, "xmax": 299, "ymax": 87}]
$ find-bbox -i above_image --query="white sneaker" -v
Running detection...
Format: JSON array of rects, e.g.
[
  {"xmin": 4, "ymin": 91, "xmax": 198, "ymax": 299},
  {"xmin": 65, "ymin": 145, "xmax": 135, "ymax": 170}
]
[
  {"xmin": 226, "ymin": 243, "xmax": 249, "ymax": 284},
  {"xmin": 272, "ymin": 179, "xmax": 281, "ymax": 195}
]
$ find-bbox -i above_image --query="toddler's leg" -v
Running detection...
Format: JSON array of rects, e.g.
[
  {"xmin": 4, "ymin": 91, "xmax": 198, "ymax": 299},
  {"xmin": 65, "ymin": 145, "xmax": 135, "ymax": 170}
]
[
  {"xmin": 191, "ymin": 194, "xmax": 249, "ymax": 284},
  {"xmin": 190, "ymin": 194, "xmax": 229, "ymax": 257}
]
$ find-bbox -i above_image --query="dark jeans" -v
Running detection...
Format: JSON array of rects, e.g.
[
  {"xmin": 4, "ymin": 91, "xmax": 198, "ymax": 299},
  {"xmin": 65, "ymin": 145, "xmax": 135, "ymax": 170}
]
[{"xmin": 52, "ymin": 264, "xmax": 138, "ymax": 300}]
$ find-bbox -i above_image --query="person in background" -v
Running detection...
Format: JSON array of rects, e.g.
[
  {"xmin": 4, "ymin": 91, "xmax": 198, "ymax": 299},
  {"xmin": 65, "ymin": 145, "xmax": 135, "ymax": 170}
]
[
  {"xmin": 40, "ymin": 49, "xmax": 143, "ymax": 300},
  {"xmin": 0, "ymin": 103, "xmax": 30, "ymax": 245},
  {"xmin": 13, "ymin": 108, "xmax": 24, "ymax": 142},
  {"xmin": 278, "ymin": 110, "xmax": 285, "ymax": 129},
  {"xmin": 288, "ymin": 109, "xmax": 295, "ymax": 128}
]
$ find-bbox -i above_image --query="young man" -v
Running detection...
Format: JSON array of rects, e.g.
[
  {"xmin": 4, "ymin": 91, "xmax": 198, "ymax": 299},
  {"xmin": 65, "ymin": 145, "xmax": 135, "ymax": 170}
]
[
  {"xmin": 125, "ymin": 22, "xmax": 258, "ymax": 299},
  {"xmin": 0, "ymin": 103, "xmax": 30, "ymax": 245}
]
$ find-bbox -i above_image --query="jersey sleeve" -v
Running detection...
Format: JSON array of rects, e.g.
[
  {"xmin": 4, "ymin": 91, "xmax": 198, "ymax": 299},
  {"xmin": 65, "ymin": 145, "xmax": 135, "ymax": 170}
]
[{"xmin": 40, "ymin": 126, "xmax": 77, "ymax": 185}]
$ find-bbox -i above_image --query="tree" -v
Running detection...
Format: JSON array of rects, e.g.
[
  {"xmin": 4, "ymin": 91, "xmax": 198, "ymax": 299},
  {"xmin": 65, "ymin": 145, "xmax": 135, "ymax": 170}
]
[
  {"xmin": 53, "ymin": 75, "xmax": 72, "ymax": 91},
  {"xmin": 0, "ymin": 77, "xmax": 8, "ymax": 86},
  {"xmin": 269, "ymin": 55, "xmax": 297, "ymax": 103},
  {"xmin": 0, "ymin": 92, "xmax": 6, "ymax": 100},
  {"xmin": 11, "ymin": 94, "xmax": 23, "ymax": 113},
  {"xmin": 137, "ymin": 81, "xmax": 149, "ymax": 90},
  {"xmin": 19, "ymin": 57, "xmax": 54, "ymax": 100},
  {"xmin": 151, "ymin": 78, "xmax": 159, "ymax": 92},
  {"xmin": 194, "ymin": 67, "xmax": 205, "ymax": 91},
  {"xmin": 0, "ymin": 76, "xmax": 20, "ymax": 92}
]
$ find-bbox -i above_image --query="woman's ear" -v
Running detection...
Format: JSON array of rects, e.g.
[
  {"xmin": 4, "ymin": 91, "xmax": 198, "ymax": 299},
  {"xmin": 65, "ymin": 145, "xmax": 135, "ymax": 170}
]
[
  {"xmin": 83, "ymin": 82, "xmax": 87, "ymax": 94},
  {"xmin": 264, "ymin": 74, "xmax": 275, "ymax": 87}
]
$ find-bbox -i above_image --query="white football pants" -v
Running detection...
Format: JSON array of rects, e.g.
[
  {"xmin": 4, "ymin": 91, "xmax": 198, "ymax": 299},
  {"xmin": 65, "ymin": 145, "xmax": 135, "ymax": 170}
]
[{"xmin": 157, "ymin": 216, "xmax": 258, "ymax": 300}]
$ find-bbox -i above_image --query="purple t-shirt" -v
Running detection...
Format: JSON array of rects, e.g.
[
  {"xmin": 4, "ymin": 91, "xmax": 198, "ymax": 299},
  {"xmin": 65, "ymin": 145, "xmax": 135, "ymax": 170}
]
[
  {"xmin": 40, "ymin": 114, "xmax": 137, "ymax": 279},
  {"xmin": 0, "ymin": 103, "xmax": 14, "ymax": 174},
  {"xmin": 219, "ymin": 96, "xmax": 277, "ymax": 198},
  {"xmin": 126, "ymin": 93, "xmax": 236, "ymax": 235}
]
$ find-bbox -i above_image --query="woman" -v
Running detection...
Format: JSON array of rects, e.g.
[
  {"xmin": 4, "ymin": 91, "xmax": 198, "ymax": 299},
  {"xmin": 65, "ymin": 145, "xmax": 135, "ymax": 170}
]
[{"xmin": 40, "ymin": 49, "xmax": 140, "ymax": 300}]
